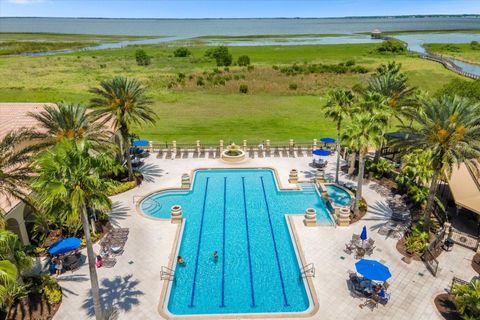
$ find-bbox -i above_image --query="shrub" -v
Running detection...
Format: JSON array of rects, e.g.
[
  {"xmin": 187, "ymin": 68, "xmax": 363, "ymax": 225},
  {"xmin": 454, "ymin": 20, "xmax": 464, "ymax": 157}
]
[
  {"xmin": 345, "ymin": 59, "xmax": 356, "ymax": 66},
  {"xmin": 237, "ymin": 55, "xmax": 251, "ymax": 66},
  {"xmin": 173, "ymin": 47, "xmax": 191, "ymax": 57},
  {"xmin": 436, "ymin": 78, "xmax": 480, "ymax": 102},
  {"xmin": 107, "ymin": 180, "xmax": 137, "ymax": 196},
  {"xmin": 358, "ymin": 198, "xmax": 368, "ymax": 212},
  {"xmin": 44, "ymin": 284, "xmax": 62, "ymax": 305},
  {"xmin": 99, "ymin": 64, "xmax": 107, "ymax": 69},
  {"xmin": 376, "ymin": 39, "xmax": 406, "ymax": 54},
  {"xmin": 247, "ymin": 65, "xmax": 254, "ymax": 71},
  {"xmin": 205, "ymin": 46, "xmax": 232, "ymax": 66},
  {"xmin": 33, "ymin": 275, "xmax": 62, "ymax": 305},
  {"xmin": 452, "ymin": 280, "xmax": 480, "ymax": 319},
  {"xmin": 239, "ymin": 84, "xmax": 248, "ymax": 94},
  {"xmin": 233, "ymin": 74, "xmax": 240, "ymax": 80},
  {"xmin": 224, "ymin": 67, "xmax": 230, "ymax": 72},
  {"xmin": 135, "ymin": 49, "xmax": 151, "ymax": 66},
  {"xmin": 272, "ymin": 65, "xmax": 279, "ymax": 70},
  {"xmin": 471, "ymin": 40, "xmax": 480, "ymax": 50},
  {"xmin": 404, "ymin": 220, "xmax": 429, "ymax": 255},
  {"xmin": 196, "ymin": 76, "xmax": 205, "ymax": 86},
  {"xmin": 351, "ymin": 65, "xmax": 368, "ymax": 74},
  {"xmin": 289, "ymin": 83, "xmax": 298, "ymax": 90}
]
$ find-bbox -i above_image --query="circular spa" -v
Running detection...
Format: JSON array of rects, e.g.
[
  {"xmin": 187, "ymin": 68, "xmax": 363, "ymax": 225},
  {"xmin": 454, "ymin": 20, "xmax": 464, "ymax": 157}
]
[
  {"xmin": 140, "ymin": 169, "xmax": 332, "ymax": 317},
  {"xmin": 325, "ymin": 184, "xmax": 353, "ymax": 207}
]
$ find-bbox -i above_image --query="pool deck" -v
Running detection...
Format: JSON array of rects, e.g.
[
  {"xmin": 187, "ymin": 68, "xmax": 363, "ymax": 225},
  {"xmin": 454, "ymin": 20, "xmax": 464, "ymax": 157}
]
[{"xmin": 54, "ymin": 153, "xmax": 478, "ymax": 320}]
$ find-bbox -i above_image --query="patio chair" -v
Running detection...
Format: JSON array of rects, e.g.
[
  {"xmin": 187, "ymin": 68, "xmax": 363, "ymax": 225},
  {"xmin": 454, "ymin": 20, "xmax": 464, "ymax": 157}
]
[
  {"xmin": 365, "ymin": 245, "xmax": 376, "ymax": 256},
  {"xmin": 156, "ymin": 149, "xmax": 163, "ymax": 159},
  {"xmin": 354, "ymin": 247, "xmax": 366, "ymax": 259},
  {"xmin": 101, "ymin": 257, "xmax": 117, "ymax": 268},
  {"xmin": 352, "ymin": 234, "xmax": 361, "ymax": 241},
  {"xmin": 274, "ymin": 147, "xmax": 280, "ymax": 157},
  {"xmin": 366, "ymin": 238, "xmax": 375, "ymax": 246},
  {"xmin": 378, "ymin": 290, "xmax": 391, "ymax": 305},
  {"xmin": 297, "ymin": 146, "xmax": 303, "ymax": 157},
  {"xmin": 349, "ymin": 273, "xmax": 365, "ymax": 296},
  {"xmin": 344, "ymin": 242, "xmax": 355, "ymax": 254},
  {"xmin": 282, "ymin": 147, "xmax": 288, "ymax": 157},
  {"xmin": 258, "ymin": 149, "xmax": 264, "ymax": 158}
]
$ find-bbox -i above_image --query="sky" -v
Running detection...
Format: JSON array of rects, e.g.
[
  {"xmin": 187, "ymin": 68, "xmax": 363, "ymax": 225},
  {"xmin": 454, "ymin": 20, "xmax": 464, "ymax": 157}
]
[{"xmin": 0, "ymin": 0, "xmax": 479, "ymax": 18}]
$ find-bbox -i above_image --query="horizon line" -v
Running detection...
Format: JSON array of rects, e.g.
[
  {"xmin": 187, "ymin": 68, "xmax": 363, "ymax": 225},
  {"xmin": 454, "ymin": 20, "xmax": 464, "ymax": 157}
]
[{"xmin": 1, "ymin": 13, "xmax": 479, "ymax": 20}]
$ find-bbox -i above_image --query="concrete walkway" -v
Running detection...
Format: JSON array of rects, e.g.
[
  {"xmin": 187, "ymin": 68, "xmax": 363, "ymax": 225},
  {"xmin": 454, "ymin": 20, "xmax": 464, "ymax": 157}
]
[{"xmin": 54, "ymin": 152, "xmax": 478, "ymax": 320}]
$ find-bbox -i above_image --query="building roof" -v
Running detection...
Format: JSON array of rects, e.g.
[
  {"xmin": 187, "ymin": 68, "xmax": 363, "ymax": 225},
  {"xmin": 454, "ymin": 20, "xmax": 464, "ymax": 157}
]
[
  {"xmin": 446, "ymin": 162, "xmax": 480, "ymax": 215},
  {"xmin": 0, "ymin": 103, "xmax": 54, "ymax": 214}
]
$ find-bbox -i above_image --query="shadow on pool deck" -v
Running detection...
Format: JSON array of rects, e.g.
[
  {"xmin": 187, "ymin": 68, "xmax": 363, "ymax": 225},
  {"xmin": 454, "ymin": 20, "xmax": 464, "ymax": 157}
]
[
  {"xmin": 82, "ymin": 274, "xmax": 144, "ymax": 317},
  {"xmin": 109, "ymin": 202, "xmax": 130, "ymax": 227},
  {"xmin": 139, "ymin": 163, "xmax": 164, "ymax": 183}
]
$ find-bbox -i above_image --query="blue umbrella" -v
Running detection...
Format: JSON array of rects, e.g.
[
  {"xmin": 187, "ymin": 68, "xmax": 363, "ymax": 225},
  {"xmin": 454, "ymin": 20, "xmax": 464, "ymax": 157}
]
[
  {"xmin": 320, "ymin": 137, "xmax": 336, "ymax": 144},
  {"xmin": 312, "ymin": 149, "xmax": 331, "ymax": 156},
  {"xmin": 48, "ymin": 237, "xmax": 81, "ymax": 256},
  {"xmin": 355, "ymin": 259, "xmax": 392, "ymax": 281},
  {"xmin": 132, "ymin": 139, "xmax": 149, "ymax": 147},
  {"xmin": 360, "ymin": 225, "xmax": 367, "ymax": 241}
]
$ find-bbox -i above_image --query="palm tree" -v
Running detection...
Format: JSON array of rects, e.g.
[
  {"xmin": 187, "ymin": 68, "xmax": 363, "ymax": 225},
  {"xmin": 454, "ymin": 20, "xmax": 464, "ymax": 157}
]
[
  {"xmin": 0, "ymin": 130, "xmax": 35, "ymax": 216},
  {"xmin": 392, "ymin": 95, "xmax": 480, "ymax": 229},
  {"xmin": 89, "ymin": 76, "xmax": 156, "ymax": 181},
  {"xmin": 28, "ymin": 102, "xmax": 112, "ymax": 152},
  {"xmin": 32, "ymin": 139, "xmax": 117, "ymax": 320},
  {"xmin": 343, "ymin": 113, "xmax": 385, "ymax": 215},
  {"xmin": 324, "ymin": 89, "xmax": 355, "ymax": 183}
]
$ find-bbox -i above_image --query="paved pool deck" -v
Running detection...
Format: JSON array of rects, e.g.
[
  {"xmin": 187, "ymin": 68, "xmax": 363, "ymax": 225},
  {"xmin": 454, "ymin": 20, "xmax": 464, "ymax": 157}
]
[{"xmin": 54, "ymin": 152, "xmax": 478, "ymax": 320}]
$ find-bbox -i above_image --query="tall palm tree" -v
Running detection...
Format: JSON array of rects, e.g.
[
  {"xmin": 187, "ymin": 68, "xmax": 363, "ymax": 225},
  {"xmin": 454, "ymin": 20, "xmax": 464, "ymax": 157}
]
[
  {"xmin": 32, "ymin": 139, "xmax": 117, "ymax": 320},
  {"xmin": 0, "ymin": 130, "xmax": 34, "ymax": 217},
  {"xmin": 392, "ymin": 95, "xmax": 480, "ymax": 229},
  {"xmin": 343, "ymin": 112, "xmax": 385, "ymax": 215},
  {"xmin": 324, "ymin": 89, "xmax": 355, "ymax": 183},
  {"xmin": 89, "ymin": 76, "xmax": 156, "ymax": 181},
  {"xmin": 28, "ymin": 102, "xmax": 112, "ymax": 152}
]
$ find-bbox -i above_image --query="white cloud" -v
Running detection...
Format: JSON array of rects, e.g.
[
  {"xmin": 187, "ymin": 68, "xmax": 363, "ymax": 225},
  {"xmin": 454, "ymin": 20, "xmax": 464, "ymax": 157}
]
[{"xmin": 6, "ymin": 0, "xmax": 46, "ymax": 4}]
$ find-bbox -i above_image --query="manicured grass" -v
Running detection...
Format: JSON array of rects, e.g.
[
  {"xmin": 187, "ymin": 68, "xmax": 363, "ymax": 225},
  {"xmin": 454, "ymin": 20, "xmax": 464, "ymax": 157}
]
[
  {"xmin": 424, "ymin": 43, "xmax": 480, "ymax": 64},
  {"xmin": 0, "ymin": 41, "xmax": 466, "ymax": 143}
]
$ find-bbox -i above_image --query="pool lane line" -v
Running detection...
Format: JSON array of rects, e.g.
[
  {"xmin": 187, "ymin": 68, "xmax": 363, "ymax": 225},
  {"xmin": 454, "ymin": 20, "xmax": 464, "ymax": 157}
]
[
  {"xmin": 260, "ymin": 176, "xmax": 290, "ymax": 307},
  {"xmin": 220, "ymin": 176, "xmax": 226, "ymax": 308},
  {"xmin": 188, "ymin": 177, "xmax": 210, "ymax": 308},
  {"xmin": 242, "ymin": 177, "xmax": 256, "ymax": 308}
]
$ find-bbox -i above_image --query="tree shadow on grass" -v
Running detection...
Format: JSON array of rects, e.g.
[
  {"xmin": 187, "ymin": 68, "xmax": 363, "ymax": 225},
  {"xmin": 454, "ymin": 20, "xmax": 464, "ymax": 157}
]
[{"xmin": 82, "ymin": 274, "xmax": 144, "ymax": 317}]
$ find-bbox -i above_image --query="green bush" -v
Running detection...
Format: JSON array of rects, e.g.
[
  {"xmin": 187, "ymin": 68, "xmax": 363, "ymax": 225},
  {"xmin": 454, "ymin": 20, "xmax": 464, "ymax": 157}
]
[
  {"xmin": 345, "ymin": 59, "xmax": 356, "ymax": 66},
  {"xmin": 247, "ymin": 65, "xmax": 254, "ymax": 71},
  {"xmin": 239, "ymin": 84, "xmax": 248, "ymax": 94},
  {"xmin": 205, "ymin": 46, "xmax": 232, "ymax": 66},
  {"xmin": 135, "ymin": 49, "xmax": 151, "ymax": 66},
  {"xmin": 32, "ymin": 275, "xmax": 62, "ymax": 305},
  {"xmin": 435, "ymin": 78, "xmax": 480, "ymax": 102},
  {"xmin": 376, "ymin": 39, "xmax": 406, "ymax": 54},
  {"xmin": 196, "ymin": 76, "xmax": 205, "ymax": 86},
  {"xmin": 358, "ymin": 198, "xmax": 368, "ymax": 212},
  {"xmin": 173, "ymin": 47, "xmax": 191, "ymax": 57},
  {"xmin": 107, "ymin": 180, "xmax": 137, "ymax": 196},
  {"xmin": 452, "ymin": 280, "xmax": 480, "ymax": 319},
  {"xmin": 351, "ymin": 65, "xmax": 369, "ymax": 74},
  {"xmin": 471, "ymin": 40, "xmax": 480, "ymax": 50},
  {"xmin": 289, "ymin": 83, "xmax": 298, "ymax": 90},
  {"xmin": 404, "ymin": 220, "xmax": 429, "ymax": 255},
  {"xmin": 237, "ymin": 55, "xmax": 251, "ymax": 66}
]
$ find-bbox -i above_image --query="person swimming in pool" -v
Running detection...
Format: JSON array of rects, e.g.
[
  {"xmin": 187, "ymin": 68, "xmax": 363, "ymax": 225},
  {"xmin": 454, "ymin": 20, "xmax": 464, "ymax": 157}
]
[
  {"xmin": 212, "ymin": 251, "xmax": 218, "ymax": 262},
  {"xmin": 177, "ymin": 255, "xmax": 185, "ymax": 265}
]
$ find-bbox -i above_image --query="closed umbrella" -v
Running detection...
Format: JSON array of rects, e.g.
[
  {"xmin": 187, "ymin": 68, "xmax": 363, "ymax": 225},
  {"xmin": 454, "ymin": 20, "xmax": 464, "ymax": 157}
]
[
  {"xmin": 48, "ymin": 237, "xmax": 81, "ymax": 256},
  {"xmin": 355, "ymin": 259, "xmax": 391, "ymax": 282},
  {"xmin": 360, "ymin": 225, "xmax": 367, "ymax": 241}
]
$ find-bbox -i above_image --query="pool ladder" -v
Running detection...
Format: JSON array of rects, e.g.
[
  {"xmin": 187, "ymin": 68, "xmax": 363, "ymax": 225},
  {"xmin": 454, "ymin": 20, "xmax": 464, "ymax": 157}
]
[
  {"xmin": 300, "ymin": 263, "xmax": 315, "ymax": 278},
  {"xmin": 160, "ymin": 266, "xmax": 175, "ymax": 281}
]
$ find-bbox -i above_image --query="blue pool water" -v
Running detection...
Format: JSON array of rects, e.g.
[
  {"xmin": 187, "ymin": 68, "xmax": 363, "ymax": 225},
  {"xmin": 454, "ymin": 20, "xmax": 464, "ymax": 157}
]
[
  {"xmin": 325, "ymin": 184, "xmax": 352, "ymax": 207},
  {"xmin": 141, "ymin": 169, "xmax": 333, "ymax": 315}
]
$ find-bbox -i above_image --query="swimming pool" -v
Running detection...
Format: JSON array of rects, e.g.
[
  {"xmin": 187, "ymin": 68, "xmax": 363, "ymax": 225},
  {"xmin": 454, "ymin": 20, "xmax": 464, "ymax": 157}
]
[
  {"xmin": 325, "ymin": 184, "xmax": 352, "ymax": 207},
  {"xmin": 141, "ymin": 169, "xmax": 331, "ymax": 316}
]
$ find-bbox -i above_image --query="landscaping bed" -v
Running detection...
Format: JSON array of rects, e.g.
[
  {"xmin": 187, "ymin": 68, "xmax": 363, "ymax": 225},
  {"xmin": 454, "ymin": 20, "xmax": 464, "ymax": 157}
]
[
  {"xmin": 472, "ymin": 253, "xmax": 480, "ymax": 274},
  {"xmin": 5, "ymin": 292, "xmax": 61, "ymax": 320},
  {"xmin": 434, "ymin": 293, "xmax": 462, "ymax": 320}
]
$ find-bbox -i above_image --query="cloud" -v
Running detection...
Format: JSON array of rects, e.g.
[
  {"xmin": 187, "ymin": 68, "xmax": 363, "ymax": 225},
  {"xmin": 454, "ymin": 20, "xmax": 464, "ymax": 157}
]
[{"xmin": 6, "ymin": 0, "xmax": 46, "ymax": 4}]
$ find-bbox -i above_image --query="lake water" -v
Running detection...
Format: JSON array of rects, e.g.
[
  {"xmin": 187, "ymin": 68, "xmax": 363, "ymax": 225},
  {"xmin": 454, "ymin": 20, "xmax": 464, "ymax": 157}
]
[{"xmin": 1, "ymin": 16, "xmax": 479, "ymax": 37}]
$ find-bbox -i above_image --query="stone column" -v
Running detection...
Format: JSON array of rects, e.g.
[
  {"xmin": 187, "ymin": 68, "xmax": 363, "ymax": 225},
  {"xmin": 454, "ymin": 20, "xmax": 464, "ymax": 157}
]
[
  {"xmin": 196, "ymin": 140, "xmax": 201, "ymax": 154},
  {"xmin": 313, "ymin": 138, "xmax": 317, "ymax": 150},
  {"xmin": 181, "ymin": 174, "xmax": 191, "ymax": 189},
  {"xmin": 171, "ymin": 205, "xmax": 183, "ymax": 224},
  {"xmin": 149, "ymin": 141, "xmax": 153, "ymax": 153},
  {"xmin": 172, "ymin": 140, "xmax": 177, "ymax": 159},
  {"xmin": 266, "ymin": 140, "xmax": 270, "ymax": 152},
  {"xmin": 338, "ymin": 207, "xmax": 351, "ymax": 227},
  {"xmin": 289, "ymin": 139, "xmax": 294, "ymax": 148},
  {"xmin": 219, "ymin": 140, "xmax": 224, "ymax": 153},
  {"xmin": 243, "ymin": 140, "xmax": 247, "ymax": 151},
  {"xmin": 289, "ymin": 169, "xmax": 298, "ymax": 184},
  {"xmin": 16, "ymin": 216, "xmax": 31, "ymax": 246},
  {"xmin": 304, "ymin": 208, "xmax": 317, "ymax": 227}
]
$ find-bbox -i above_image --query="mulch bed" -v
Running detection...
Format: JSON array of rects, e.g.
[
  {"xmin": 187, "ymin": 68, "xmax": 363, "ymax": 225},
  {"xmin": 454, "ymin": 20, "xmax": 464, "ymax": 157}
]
[
  {"xmin": 396, "ymin": 236, "xmax": 423, "ymax": 261},
  {"xmin": 4, "ymin": 292, "xmax": 61, "ymax": 320},
  {"xmin": 434, "ymin": 293, "xmax": 462, "ymax": 320},
  {"xmin": 472, "ymin": 253, "xmax": 480, "ymax": 274},
  {"xmin": 350, "ymin": 208, "xmax": 367, "ymax": 224}
]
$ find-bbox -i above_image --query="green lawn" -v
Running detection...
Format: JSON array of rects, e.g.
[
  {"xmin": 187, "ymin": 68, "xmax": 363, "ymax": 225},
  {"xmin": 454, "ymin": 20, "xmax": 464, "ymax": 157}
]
[
  {"xmin": 0, "ymin": 39, "xmax": 469, "ymax": 143},
  {"xmin": 424, "ymin": 43, "xmax": 480, "ymax": 64}
]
